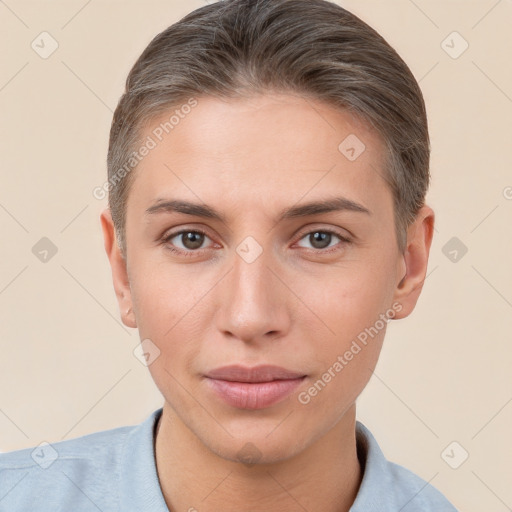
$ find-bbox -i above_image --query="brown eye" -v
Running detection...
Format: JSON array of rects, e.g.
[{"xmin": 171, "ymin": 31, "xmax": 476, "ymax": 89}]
[
  {"xmin": 296, "ymin": 230, "xmax": 349, "ymax": 252},
  {"xmin": 308, "ymin": 232, "xmax": 332, "ymax": 249},
  {"xmin": 163, "ymin": 229, "xmax": 212, "ymax": 254},
  {"xmin": 179, "ymin": 231, "xmax": 205, "ymax": 250}
]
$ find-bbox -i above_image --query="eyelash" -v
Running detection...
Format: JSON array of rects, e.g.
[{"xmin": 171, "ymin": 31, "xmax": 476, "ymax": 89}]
[
  {"xmin": 161, "ymin": 227, "xmax": 352, "ymax": 258},
  {"xmin": 162, "ymin": 228, "xmax": 212, "ymax": 258}
]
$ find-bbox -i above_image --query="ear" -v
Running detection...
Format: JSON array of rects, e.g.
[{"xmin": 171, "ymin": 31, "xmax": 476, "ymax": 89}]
[
  {"xmin": 392, "ymin": 205, "xmax": 435, "ymax": 320},
  {"xmin": 100, "ymin": 208, "xmax": 137, "ymax": 328}
]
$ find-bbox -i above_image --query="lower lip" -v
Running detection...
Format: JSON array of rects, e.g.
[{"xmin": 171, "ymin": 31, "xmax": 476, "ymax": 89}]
[{"xmin": 205, "ymin": 377, "xmax": 306, "ymax": 410}]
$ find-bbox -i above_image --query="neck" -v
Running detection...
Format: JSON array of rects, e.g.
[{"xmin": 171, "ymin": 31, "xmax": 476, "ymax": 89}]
[{"xmin": 154, "ymin": 403, "xmax": 363, "ymax": 512}]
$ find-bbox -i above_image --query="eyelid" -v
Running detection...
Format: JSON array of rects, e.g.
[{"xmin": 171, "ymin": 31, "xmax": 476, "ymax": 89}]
[
  {"xmin": 292, "ymin": 229, "xmax": 351, "ymax": 255},
  {"xmin": 162, "ymin": 227, "xmax": 215, "ymax": 246},
  {"xmin": 294, "ymin": 224, "xmax": 353, "ymax": 243}
]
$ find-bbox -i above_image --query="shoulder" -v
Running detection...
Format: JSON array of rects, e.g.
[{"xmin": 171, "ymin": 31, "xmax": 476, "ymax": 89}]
[
  {"xmin": 351, "ymin": 421, "xmax": 459, "ymax": 512},
  {"xmin": 0, "ymin": 422, "xmax": 134, "ymax": 470},
  {"xmin": 0, "ymin": 411, "xmax": 156, "ymax": 512},
  {"xmin": 385, "ymin": 459, "xmax": 458, "ymax": 511}
]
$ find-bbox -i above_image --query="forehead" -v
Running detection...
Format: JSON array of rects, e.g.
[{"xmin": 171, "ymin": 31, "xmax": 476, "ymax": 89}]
[{"xmin": 126, "ymin": 93, "xmax": 392, "ymax": 219}]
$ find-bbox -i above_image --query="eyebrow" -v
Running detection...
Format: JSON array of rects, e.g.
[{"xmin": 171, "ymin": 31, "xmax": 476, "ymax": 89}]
[{"xmin": 144, "ymin": 196, "xmax": 371, "ymax": 223}]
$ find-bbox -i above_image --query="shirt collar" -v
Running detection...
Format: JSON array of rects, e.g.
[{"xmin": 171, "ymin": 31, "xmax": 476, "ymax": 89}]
[
  {"xmin": 119, "ymin": 408, "xmax": 394, "ymax": 511},
  {"xmin": 350, "ymin": 420, "xmax": 396, "ymax": 511},
  {"xmin": 119, "ymin": 407, "xmax": 168, "ymax": 511}
]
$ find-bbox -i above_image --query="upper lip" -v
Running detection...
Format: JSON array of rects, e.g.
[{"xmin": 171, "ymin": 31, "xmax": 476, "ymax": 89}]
[{"xmin": 205, "ymin": 365, "xmax": 306, "ymax": 383}]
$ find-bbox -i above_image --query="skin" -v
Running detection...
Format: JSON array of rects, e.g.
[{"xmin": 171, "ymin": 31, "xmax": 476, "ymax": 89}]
[{"xmin": 101, "ymin": 93, "xmax": 434, "ymax": 512}]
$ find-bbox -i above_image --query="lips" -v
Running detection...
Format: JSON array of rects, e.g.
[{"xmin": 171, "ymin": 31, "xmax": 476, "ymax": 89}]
[
  {"xmin": 206, "ymin": 364, "xmax": 306, "ymax": 382},
  {"xmin": 204, "ymin": 364, "xmax": 307, "ymax": 409}
]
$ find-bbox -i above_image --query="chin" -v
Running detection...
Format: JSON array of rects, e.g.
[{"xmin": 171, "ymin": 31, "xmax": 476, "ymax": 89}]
[
  {"xmin": 219, "ymin": 439, "xmax": 301, "ymax": 467},
  {"xmin": 198, "ymin": 423, "xmax": 310, "ymax": 467}
]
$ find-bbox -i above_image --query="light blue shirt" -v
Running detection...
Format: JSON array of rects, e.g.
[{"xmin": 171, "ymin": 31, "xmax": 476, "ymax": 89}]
[{"xmin": 0, "ymin": 407, "xmax": 458, "ymax": 511}]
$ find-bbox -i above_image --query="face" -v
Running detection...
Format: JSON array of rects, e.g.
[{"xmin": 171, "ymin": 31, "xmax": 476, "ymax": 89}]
[{"xmin": 101, "ymin": 93, "xmax": 433, "ymax": 464}]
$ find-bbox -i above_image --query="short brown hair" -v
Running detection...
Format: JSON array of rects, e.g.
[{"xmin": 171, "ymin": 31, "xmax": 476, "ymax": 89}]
[{"xmin": 107, "ymin": 0, "xmax": 430, "ymax": 258}]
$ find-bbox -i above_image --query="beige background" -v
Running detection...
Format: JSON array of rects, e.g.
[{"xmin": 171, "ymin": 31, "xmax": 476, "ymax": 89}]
[{"xmin": 1, "ymin": 0, "xmax": 511, "ymax": 510}]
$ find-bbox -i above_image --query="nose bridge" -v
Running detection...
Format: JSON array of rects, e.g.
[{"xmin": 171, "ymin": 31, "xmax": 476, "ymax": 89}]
[
  {"xmin": 231, "ymin": 242, "xmax": 275, "ymax": 313},
  {"xmin": 217, "ymin": 237, "xmax": 288, "ymax": 340}
]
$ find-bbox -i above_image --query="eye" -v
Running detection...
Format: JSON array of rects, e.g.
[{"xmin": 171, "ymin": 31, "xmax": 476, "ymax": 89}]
[
  {"xmin": 162, "ymin": 229, "xmax": 215, "ymax": 256},
  {"xmin": 295, "ymin": 229, "xmax": 351, "ymax": 253},
  {"xmin": 161, "ymin": 227, "xmax": 352, "ymax": 258}
]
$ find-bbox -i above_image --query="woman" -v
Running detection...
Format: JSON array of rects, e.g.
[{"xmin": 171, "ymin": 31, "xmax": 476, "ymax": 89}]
[{"xmin": 0, "ymin": 1, "xmax": 458, "ymax": 510}]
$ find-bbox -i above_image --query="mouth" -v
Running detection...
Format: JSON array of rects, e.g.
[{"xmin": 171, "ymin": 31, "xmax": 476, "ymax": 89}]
[{"xmin": 204, "ymin": 364, "xmax": 307, "ymax": 410}]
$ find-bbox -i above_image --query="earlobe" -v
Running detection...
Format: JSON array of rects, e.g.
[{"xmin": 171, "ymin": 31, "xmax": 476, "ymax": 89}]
[
  {"xmin": 100, "ymin": 208, "xmax": 137, "ymax": 329},
  {"xmin": 392, "ymin": 205, "xmax": 435, "ymax": 320}
]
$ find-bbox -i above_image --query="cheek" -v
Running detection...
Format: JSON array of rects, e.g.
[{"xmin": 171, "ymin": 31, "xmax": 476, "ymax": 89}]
[
  {"xmin": 290, "ymin": 261, "xmax": 393, "ymax": 400},
  {"xmin": 129, "ymin": 259, "xmax": 189, "ymax": 336},
  {"xmin": 129, "ymin": 265, "xmax": 206, "ymax": 368},
  {"xmin": 297, "ymin": 313, "xmax": 387, "ymax": 424},
  {"xmin": 295, "ymin": 262, "xmax": 394, "ymax": 339}
]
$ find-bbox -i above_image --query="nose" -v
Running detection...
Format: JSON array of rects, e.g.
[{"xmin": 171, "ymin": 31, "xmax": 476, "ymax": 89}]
[{"xmin": 215, "ymin": 246, "xmax": 291, "ymax": 345}]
